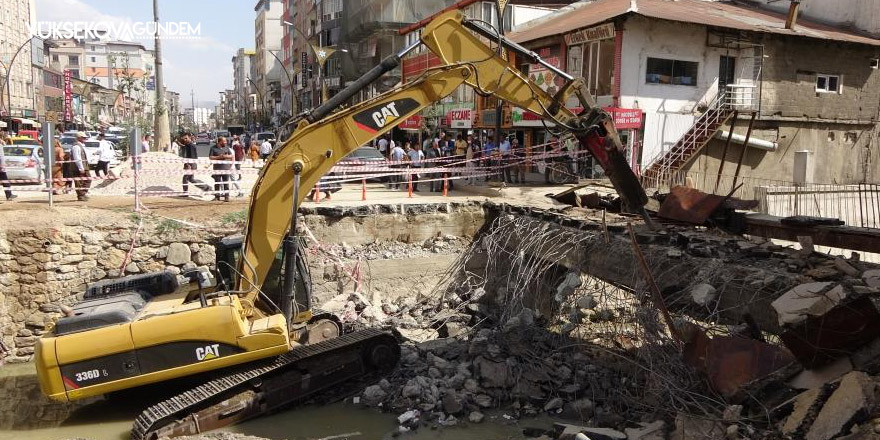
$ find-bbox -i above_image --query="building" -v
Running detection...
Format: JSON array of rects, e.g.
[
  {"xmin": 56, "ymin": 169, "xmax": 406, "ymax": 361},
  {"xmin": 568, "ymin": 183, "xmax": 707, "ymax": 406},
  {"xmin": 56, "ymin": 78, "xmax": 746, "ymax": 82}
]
[
  {"xmin": 232, "ymin": 48, "xmax": 255, "ymax": 126},
  {"xmin": 30, "ymin": 37, "xmax": 48, "ymax": 122},
  {"xmin": 254, "ymin": 0, "xmax": 284, "ymax": 127},
  {"xmin": 508, "ymin": 0, "xmax": 880, "ymax": 186},
  {"xmin": 1, "ymin": 0, "xmax": 36, "ymax": 128},
  {"xmin": 82, "ymin": 40, "xmax": 156, "ymax": 126},
  {"xmin": 166, "ymin": 89, "xmax": 181, "ymax": 133},
  {"xmin": 751, "ymin": 0, "xmax": 880, "ymax": 37},
  {"xmin": 290, "ymin": 0, "xmax": 318, "ymax": 112},
  {"xmin": 47, "ymin": 39, "xmax": 85, "ymax": 80},
  {"xmin": 399, "ymin": 2, "xmax": 558, "ymax": 134}
]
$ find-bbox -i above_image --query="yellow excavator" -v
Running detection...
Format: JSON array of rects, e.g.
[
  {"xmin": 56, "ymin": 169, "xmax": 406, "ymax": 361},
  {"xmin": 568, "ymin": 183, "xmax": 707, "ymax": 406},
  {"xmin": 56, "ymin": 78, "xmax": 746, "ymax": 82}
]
[{"xmin": 34, "ymin": 10, "xmax": 648, "ymax": 440}]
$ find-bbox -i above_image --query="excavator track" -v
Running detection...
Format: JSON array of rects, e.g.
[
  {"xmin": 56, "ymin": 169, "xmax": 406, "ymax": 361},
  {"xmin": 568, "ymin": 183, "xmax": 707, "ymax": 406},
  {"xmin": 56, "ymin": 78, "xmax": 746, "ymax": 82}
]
[{"xmin": 131, "ymin": 328, "xmax": 399, "ymax": 440}]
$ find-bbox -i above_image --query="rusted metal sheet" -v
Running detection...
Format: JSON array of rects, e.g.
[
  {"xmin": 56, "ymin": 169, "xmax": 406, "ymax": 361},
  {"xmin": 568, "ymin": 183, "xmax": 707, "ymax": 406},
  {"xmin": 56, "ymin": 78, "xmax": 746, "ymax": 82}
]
[
  {"xmin": 683, "ymin": 324, "xmax": 794, "ymax": 399},
  {"xmin": 780, "ymin": 295, "xmax": 880, "ymax": 369},
  {"xmin": 658, "ymin": 186, "xmax": 726, "ymax": 224}
]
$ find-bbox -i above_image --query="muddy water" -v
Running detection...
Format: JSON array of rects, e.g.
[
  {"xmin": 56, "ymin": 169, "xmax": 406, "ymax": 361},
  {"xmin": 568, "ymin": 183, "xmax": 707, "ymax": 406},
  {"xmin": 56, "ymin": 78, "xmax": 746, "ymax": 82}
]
[{"xmin": 0, "ymin": 363, "xmax": 551, "ymax": 440}]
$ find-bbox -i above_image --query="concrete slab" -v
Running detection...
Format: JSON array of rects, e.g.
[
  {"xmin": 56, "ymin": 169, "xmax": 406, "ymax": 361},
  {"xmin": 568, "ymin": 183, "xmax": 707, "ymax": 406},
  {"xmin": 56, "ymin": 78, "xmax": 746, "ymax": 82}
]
[
  {"xmin": 788, "ymin": 357, "xmax": 854, "ymax": 390},
  {"xmin": 771, "ymin": 282, "xmax": 846, "ymax": 327},
  {"xmin": 807, "ymin": 372, "xmax": 877, "ymax": 440}
]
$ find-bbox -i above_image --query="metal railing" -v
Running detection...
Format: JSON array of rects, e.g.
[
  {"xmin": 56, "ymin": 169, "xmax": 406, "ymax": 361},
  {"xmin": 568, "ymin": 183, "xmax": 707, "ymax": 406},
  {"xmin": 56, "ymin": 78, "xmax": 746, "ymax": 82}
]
[
  {"xmin": 643, "ymin": 91, "xmax": 732, "ymax": 181},
  {"xmin": 643, "ymin": 170, "xmax": 880, "ymax": 230}
]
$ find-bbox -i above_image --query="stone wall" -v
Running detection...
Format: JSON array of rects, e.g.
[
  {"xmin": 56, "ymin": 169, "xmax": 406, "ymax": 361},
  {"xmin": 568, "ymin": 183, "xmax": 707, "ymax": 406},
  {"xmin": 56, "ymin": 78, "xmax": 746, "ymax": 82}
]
[
  {"xmin": 0, "ymin": 225, "xmax": 228, "ymax": 363},
  {"xmin": 0, "ymin": 202, "xmax": 486, "ymax": 364}
]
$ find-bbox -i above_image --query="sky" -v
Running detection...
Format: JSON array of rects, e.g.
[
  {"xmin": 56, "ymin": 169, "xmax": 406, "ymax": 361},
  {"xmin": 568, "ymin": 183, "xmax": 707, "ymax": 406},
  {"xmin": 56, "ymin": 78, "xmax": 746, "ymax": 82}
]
[{"xmin": 35, "ymin": 0, "xmax": 257, "ymax": 109}]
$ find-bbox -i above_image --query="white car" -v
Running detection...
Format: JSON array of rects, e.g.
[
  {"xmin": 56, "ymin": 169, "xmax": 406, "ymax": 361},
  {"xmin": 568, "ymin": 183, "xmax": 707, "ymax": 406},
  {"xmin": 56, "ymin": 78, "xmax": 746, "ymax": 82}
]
[{"xmin": 3, "ymin": 143, "xmax": 43, "ymax": 183}]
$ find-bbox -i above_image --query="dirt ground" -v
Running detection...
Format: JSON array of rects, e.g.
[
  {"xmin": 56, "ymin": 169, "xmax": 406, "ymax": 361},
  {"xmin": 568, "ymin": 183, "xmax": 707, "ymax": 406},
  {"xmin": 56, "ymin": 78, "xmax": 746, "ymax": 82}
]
[{"xmin": 0, "ymin": 177, "xmax": 604, "ymax": 231}]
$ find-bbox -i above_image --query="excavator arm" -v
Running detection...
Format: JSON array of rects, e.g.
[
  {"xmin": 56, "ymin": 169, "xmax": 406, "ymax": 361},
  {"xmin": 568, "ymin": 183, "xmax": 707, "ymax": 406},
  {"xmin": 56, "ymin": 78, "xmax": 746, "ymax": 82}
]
[{"xmin": 237, "ymin": 10, "xmax": 648, "ymax": 309}]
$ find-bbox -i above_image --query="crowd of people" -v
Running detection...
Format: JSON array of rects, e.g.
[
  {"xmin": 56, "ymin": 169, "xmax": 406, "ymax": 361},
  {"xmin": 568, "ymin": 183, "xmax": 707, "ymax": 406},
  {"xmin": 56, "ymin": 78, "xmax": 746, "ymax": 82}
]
[{"xmin": 369, "ymin": 130, "xmax": 590, "ymax": 191}]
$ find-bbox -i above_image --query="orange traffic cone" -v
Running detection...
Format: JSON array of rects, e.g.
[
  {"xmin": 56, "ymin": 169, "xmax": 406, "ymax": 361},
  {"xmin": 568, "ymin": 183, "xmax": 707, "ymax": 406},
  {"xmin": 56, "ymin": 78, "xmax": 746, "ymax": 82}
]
[
  {"xmin": 313, "ymin": 184, "xmax": 320, "ymax": 202},
  {"xmin": 408, "ymin": 174, "xmax": 413, "ymax": 198},
  {"xmin": 443, "ymin": 176, "xmax": 448, "ymax": 197},
  {"xmin": 361, "ymin": 178, "xmax": 367, "ymax": 201}
]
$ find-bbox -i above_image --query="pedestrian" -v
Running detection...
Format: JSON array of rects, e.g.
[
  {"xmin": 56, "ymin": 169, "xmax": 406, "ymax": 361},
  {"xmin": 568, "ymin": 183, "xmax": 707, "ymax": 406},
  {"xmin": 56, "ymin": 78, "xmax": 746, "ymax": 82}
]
[
  {"xmin": 141, "ymin": 134, "xmax": 151, "ymax": 153},
  {"xmin": 454, "ymin": 134, "xmax": 467, "ymax": 157},
  {"xmin": 70, "ymin": 132, "xmax": 91, "ymax": 201},
  {"xmin": 179, "ymin": 131, "xmax": 211, "ymax": 195},
  {"xmin": 465, "ymin": 134, "xmax": 477, "ymax": 185},
  {"xmin": 545, "ymin": 135, "xmax": 562, "ymax": 184},
  {"xmin": 407, "ymin": 143, "xmax": 424, "ymax": 192},
  {"xmin": 52, "ymin": 139, "xmax": 66, "ymax": 194},
  {"xmin": 377, "ymin": 135, "xmax": 388, "ymax": 157},
  {"xmin": 210, "ymin": 136, "xmax": 234, "ymax": 202},
  {"xmin": 95, "ymin": 133, "xmax": 116, "ymax": 178},
  {"xmin": 170, "ymin": 136, "xmax": 180, "ymax": 156},
  {"xmin": 0, "ymin": 136, "xmax": 16, "ymax": 201},
  {"xmin": 249, "ymin": 140, "xmax": 260, "ymax": 166},
  {"xmin": 426, "ymin": 139, "xmax": 443, "ymax": 192},
  {"xmin": 231, "ymin": 135, "xmax": 244, "ymax": 181},
  {"xmin": 389, "ymin": 140, "xmax": 406, "ymax": 190},
  {"xmin": 259, "ymin": 137, "xmax": 273, "ymax": 160},
  {"xmin": 499, "ymin": 134, "xmax": 512, "ymax": 183},
  {"xmin": 482, "ymin": 135, "xmax": 496, "ymax": 181}
]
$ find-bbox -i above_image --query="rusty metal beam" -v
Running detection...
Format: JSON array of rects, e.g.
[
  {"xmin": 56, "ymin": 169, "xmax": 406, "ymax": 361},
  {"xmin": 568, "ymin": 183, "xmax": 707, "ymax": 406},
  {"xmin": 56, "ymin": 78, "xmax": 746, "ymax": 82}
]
[
  {"xmin": 714, "ymin": 110, "xmax": 738, "ymax": 194},
  {"xmin": 744, "ymin": 213, "xmax": 880, "ymax": 254},
  {"xmin": 731, "ymin": 112, "xmax": 757, "ymax": 192}
]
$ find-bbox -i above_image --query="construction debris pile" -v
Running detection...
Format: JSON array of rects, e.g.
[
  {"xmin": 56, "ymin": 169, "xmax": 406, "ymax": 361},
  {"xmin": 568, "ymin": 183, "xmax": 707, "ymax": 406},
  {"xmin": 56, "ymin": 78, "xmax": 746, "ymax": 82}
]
[{"xmin": 334, "ymin": 209, "xmax": 880, "ymax": 440}]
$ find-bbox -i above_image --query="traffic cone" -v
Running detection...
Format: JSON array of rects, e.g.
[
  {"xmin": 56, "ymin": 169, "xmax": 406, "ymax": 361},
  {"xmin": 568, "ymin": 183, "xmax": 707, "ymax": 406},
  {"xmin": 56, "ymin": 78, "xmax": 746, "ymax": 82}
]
[
  {"xmin": 408, "ymin": 174, "xmax": 413, "ymax": 198},
  {"xmin": 313, "ymin": 184, "xmax": 320, "ymax": 202},
  {"xmin": 443, "ymin": 176, "xmax": 448, "ymax": 197},
  {"xmin": 361, "ymin": 178, "xmax": 367, "ymax": 201}
]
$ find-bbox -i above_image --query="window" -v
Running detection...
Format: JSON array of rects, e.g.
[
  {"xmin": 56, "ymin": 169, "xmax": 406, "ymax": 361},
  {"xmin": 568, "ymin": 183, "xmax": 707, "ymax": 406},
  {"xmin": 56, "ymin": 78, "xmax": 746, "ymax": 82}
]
[
  {"xmin": 90, "ymin": 56, "xmax": 96, "ymax": 62},
  {"xmin": 645, "ymin": 57, "xmax": 698, "ymax": 86},
  {"xmin": 68, "ymin": 55, "xmax": 79, "ymax": 66},
  {"xmin": 321, "ymin": 0, "xmax": 342, "ymax": 22},
  {"xmin": 816, "ymin": 74, "xmax": 841, "ymax": 93},
  {"xmin": 51, "ymin": 54, "xmax": 58, "ymax": 62}
]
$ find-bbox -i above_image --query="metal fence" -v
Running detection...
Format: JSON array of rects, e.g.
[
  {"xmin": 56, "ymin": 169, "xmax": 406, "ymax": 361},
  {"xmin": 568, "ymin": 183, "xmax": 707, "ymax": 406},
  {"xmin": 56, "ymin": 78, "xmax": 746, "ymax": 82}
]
[{"xmin": 642, "ymin": 170, "xmax": 880, "ymax": 229}]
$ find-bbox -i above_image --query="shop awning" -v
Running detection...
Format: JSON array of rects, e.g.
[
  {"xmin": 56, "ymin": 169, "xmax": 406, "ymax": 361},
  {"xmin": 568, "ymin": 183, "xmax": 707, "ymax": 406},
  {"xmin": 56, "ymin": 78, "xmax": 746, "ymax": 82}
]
[{"xmin": 13, "ymin": 117, "xmax": 37, "ymax": 126}]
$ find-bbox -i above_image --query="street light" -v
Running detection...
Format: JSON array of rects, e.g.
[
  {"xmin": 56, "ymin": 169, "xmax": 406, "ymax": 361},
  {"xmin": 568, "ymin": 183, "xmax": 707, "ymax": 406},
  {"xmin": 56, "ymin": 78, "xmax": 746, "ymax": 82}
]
[
  {"xmin": 0, "ymin": 35, "xmax": 37, "ymax": 124},
  {"xmin": 282, "ymin": 20, "xmax": 348, "ymax": 104},
  {"xmin": 266, "ymin": 49, "xmax": 298, "ymax": 117},
  {"xmin": 246, "ymin": 76, "xmax": 265, "ymax": 129}
]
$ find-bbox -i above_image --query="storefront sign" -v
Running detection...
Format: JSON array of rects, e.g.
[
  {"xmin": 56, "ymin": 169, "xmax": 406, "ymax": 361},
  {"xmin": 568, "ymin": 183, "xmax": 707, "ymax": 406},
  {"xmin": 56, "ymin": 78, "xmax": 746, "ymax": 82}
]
[
  {"xmin": 447, "ymin": 108, "xmax": 473, "ymax": 129},
  {"xmin": 528, "ymin": 56, "xmax": 562, "ymax": 95},
  {"xmin": 398, "ymin": 114, "xmax": 422, "ymax": 130},
  {"xmin": 63, "ymin": 69, "xmax": 73, "ymax": 122},
  {"xmin": 512, "ymin": 106, "xmax": 642, "ymax": 129},
  {"xmin": 566, "ymin": 23, "xmax": 615, "ymax": 45},
  {"xmin": 606, "ymin": 107, "xmax": 643, "ymax": 129}
]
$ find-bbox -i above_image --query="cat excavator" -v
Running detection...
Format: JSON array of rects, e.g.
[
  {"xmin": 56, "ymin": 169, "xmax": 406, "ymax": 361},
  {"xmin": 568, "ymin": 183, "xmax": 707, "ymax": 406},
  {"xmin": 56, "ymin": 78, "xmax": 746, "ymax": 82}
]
[{"xmin": 33, "ymin": 10, "xmax": 648, "ymax": 440}]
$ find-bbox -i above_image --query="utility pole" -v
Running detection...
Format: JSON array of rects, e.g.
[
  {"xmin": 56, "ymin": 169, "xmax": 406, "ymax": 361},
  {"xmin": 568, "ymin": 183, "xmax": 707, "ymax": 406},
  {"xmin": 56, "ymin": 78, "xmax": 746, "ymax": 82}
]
[{"xmin": 153, "ymin": 0, "xmax": 171, "ymax": 151}]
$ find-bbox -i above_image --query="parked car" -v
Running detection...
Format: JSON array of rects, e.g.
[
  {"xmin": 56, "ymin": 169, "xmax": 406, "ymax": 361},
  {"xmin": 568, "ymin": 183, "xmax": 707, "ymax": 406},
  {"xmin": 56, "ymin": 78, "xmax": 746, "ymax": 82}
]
[
  {"xmin": 255, "ymin": 131, "xmax": 277, "ymax": 147},
  {"xmin": 337, "ymin": 146, "xmax": 389, "ymax": 182},
  {"xmin": 195, "ymin": 132, "xmax": 211, "ymax": 145},
  {"xmin": 2, "ymin": 144, "xmax": 43, "ymax": 183}
]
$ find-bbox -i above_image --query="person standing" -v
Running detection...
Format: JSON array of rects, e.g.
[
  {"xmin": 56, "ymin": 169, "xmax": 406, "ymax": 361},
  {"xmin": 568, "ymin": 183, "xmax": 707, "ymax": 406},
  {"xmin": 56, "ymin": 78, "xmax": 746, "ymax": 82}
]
[
  {"xmin": 52, "ymin": 139, "xmax": 66, "ymax": 194},
  {"xmin": 511, "ymin": 137, "xmax": 526, "ymax": 184},
  {"xmin": 389, "ymin": 141, "xmax": 406, "ymax": 190},
  {"xmin": 209, "ymin": 136, "xmax": 234, "ymax": 201},
  {"xmin": 249, "ymin": 140, "xmax": 260, "ymax": 166},
  {"xmin": 377, "ymin": 136, "xmax": 388, "ymax": 158},
  {"xmin": 465, "ymin": 134, "xmax": 477, "ymax": 185},
  {"xmin": 70, "ymin": 132, "xmax": 91, "ymax": 201},
  {"xmin": 179, "ymin": 131, "xmax": 210, "ymax": 195},
  {"xmin": 259, "ymin": 138, "xmax": 273, "ymax": 160},
  {"xmin": 170, "ymin": 136, "xmax": 180, "ymax": 156},
  {"xmin": 231, "ymin": 135, "xmax": 244, "ymax": 181},
  {"xmin": 95, "ymin": 133, "xmax": 116, "ymax": 178},
  {"xmin": 499, "ymin": 134, "xmax": 512, "ymax": 183},
  {"xmin": 407, "ymin": 143, "xmax": 424, "ymax": 192},
  {"xmin": 141, "ymin": 134, "xmax": 151, "ymax": 153},
  {"xmin": 426, "ymin": 139, "xmax": 443, "ymax": 192},
  {"xmin": 0, "ymin": 136, "xmax": 16, "ymax": 200},
  {"xmin": 482, "ymin": 135, "xmax": 496, "ymax": 182}
]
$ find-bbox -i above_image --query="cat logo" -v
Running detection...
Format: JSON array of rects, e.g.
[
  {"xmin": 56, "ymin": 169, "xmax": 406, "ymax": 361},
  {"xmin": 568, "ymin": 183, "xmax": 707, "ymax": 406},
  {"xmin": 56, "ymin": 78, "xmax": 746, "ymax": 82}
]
[
  {"xmin": 196, "ymin": 344, "xmax": 221, "ymax": 361},
  {"xmin": 353, "ymin": 98, "xmax": 420, "ymax": 134}
]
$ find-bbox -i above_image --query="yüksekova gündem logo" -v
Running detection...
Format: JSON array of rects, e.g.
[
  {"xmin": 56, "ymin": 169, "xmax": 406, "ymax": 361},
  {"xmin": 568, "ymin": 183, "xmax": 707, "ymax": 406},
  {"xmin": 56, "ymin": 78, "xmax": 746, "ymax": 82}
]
[{"xmin": 28, "ymin": 21, "xmax": 202, "ymax": 41}]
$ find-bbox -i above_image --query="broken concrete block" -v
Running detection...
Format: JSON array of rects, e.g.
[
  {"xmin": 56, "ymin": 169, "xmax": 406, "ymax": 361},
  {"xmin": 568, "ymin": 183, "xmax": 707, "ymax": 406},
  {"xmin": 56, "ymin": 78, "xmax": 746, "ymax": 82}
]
[
  {"xmin": 691, "ymin": 283, "xmax": 717, "ymax": 307},
  {"xmin": 807, "ymin": 372, "xmax": 877, "ymax": 440},
  {"xmin": 625, "ymin": 420, "xmax": 665, "ymax": 440},
  {"xmin": 863, "ymin": 269, "xmax": 880, "ymax": 289},
  {"xmin": 771, "ymin": 282, "xmax": 846, "ymax": 326},
  {"xmin": 555, "ymin": 423, "xmax": 626, "ymax": 440},
  {"xmin": 670, "ymin": 413, "xmax": 725, "ymax": 440},
  {"xmin": 788, "ymin": 357, "xmax": 853, "ymax": 390},
  {"xmin": 833, "ymin": 257, "xmax": 860, "ymax": 277},
  {"xmin": 782, "ymin": 387, "xmax": 824, "ymax": 435}
]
